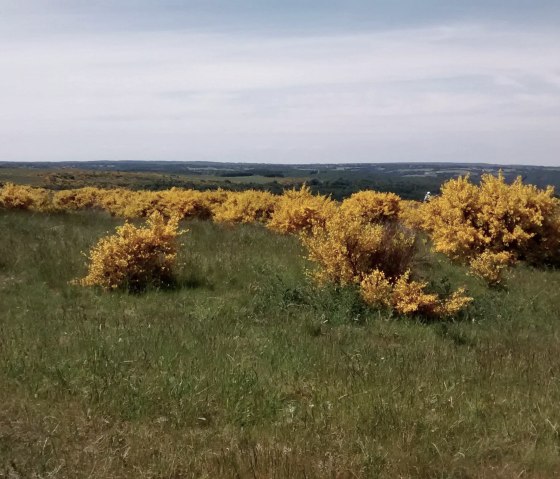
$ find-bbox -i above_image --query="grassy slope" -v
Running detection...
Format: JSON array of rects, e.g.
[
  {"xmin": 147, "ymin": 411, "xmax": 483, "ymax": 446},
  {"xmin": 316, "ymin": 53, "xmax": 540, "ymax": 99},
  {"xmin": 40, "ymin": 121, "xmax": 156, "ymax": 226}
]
[
  {"xmin": 1, "ymin": 211, "xmax": 560, "ymax": 478},
  {"xmin": 0, "ymin": 167, "xmax": 299, "ymax": 191}
]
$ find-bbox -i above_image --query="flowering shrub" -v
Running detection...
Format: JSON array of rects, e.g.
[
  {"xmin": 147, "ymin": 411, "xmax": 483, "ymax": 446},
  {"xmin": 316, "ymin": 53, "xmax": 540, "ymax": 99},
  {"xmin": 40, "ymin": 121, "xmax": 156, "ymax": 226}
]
[
  {"xmin": 267, "ymin": 185, "xmax": 337, "ymax": 234},
  {"xmin": 100, "ymin": 189, "xmax": 155, "ymax": 218},
  {"xmin": 212, "ymin": 190, "xmax": 276, "ymax": 224},
  {"xmin": 422, "ymin": 173, "xmax": 560, "ymax": 283},
  {"xmin": 358, "ymin": 269, "xmax": 393, "ymax": 306},
  {"xmin": 156, "ymin": 189, "xmax": 215, "ymax": 220},
  {"xmin": 302, "ymin": 209, "xmax": 416, "ymax": 285},
  {"xmin": 399, "ymin": 199, "xmax": 425, "ymax": 230},
  {"xmin": 105, "ymin": 189, "xmax": 214, "ymax": 220},
  {"xmin": 469, "ymin": 251, "xmax": 513, "ymax": 285},
  {"xmin": 361, "ymin": 270, "xmax": 472, "ymax": 317},
  {"xmin": 162, "ymin": 188, "xmax": 212, "ymax": 220},
  {"xmin": 0, "ymin": 184, "xmax": 287, "ymax": 224},
  {"xmin": 52, "ymin": 187, "xmax": 104, "ymax": 212},
  {"xmin": 340, "ymin": 191, "xmax": 401, "ymax": 224},
  {"xmin": 52, "ymin": 187, "xmax": 221, "ymax": 220},
  {"xmin": 0, "ymin": 183, "xmax": 52, "ymax": 211},
  {"xmin": 302, "ymin": 208, "xmax": 472, "ymax": 318},
  {"xmin": 200, "ymin": 189, "xmax": 229, "ymax": 212},
  {"xmin": 77, "ymin": 212, "xmax": 184, "ymax": 291},
  {"xmin": 4, "ymin": 174, "xmax": 556, "ymax": 303}
]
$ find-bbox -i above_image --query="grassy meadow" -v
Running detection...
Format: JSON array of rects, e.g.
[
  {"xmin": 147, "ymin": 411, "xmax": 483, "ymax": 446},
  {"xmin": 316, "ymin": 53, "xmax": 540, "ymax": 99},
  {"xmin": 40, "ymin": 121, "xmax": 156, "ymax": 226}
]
[{"xmin": 1, "ymin": 210, "xmax": 560, "ymax": 478}]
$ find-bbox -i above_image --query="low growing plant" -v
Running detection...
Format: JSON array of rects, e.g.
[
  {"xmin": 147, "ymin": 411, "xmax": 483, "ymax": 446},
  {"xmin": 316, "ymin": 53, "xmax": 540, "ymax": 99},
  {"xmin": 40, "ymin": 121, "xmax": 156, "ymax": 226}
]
[{"xmin": 77, "ymin": 212, "xmax": 184, "ymax": 291}]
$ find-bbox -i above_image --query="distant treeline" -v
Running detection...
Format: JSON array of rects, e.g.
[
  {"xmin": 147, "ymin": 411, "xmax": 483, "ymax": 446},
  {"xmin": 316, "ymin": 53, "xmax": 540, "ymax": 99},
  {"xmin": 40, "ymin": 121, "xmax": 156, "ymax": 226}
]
[{"xmin": 1, "ymin": 161, "xmax": 559, "ymax": 201}]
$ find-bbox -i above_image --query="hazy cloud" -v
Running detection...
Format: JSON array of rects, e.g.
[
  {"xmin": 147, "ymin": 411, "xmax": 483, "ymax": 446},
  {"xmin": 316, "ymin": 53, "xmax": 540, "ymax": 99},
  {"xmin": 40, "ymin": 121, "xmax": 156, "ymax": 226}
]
[{"xmin": 1, "ymin": 1, "xmax": 559, "ymax": 164}]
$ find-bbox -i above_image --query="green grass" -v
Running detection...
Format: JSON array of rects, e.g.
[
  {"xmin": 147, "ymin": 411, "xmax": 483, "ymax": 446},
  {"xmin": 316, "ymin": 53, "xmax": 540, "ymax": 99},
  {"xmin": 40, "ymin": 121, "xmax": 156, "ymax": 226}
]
[
  {"xmin": 1, "ymin": 210, "xmax": 560, "ymax": 478},
  {"xmin": 0, "ymin": 166, "xmax": 300, "ymax": 192}
]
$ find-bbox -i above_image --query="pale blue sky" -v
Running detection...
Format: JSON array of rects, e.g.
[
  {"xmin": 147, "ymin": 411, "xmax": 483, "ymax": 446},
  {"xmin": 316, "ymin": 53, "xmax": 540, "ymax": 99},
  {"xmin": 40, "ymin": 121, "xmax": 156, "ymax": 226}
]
[{"xmin": 1, "ymin": 1, "xmax": 560, "ymax": 165}]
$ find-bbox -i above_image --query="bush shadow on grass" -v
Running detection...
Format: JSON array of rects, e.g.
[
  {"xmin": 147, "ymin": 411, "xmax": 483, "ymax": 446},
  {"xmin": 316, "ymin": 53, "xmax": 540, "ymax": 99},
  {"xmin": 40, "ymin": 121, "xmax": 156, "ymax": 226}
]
[
  {"xmin": 432, "ymin": 321, "xmax": 479, "ymax": 348},
  {"xmin": 153, "ymin": 270, "xmax": 214, "ymax": 293},
  {"xmin": 95, "ymin": 270, "xmax": 213, "ymax": 295},
  {"xmin": 308, "ymin": 284, "xmax": 370, "ymax": 325},
  {"xmin": 259, "ymin": 275, "xmax": 477, "ymax": 329},
  {"xmin": 175, "ymin": 272, "xmax": 214, "ymax": 291}
]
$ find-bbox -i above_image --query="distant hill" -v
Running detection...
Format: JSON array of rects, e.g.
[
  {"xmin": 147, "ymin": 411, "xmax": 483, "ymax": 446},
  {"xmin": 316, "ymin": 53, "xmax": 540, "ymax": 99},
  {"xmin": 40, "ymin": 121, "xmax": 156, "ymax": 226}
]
[{"xmin": 1, "ymin": 161, "xmax": 559, "ymax": 200}]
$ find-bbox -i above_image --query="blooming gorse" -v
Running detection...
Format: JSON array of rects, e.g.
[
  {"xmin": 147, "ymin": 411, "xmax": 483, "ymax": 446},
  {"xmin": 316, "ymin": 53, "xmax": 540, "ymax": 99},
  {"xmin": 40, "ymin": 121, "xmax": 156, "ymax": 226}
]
[
  {"xmin": 77, "ymin": 212, "xmax": 184, "ymax": 291},
  {"xmin": 419, "ymin": 173, "xmax": 560, "ymax": 284}
]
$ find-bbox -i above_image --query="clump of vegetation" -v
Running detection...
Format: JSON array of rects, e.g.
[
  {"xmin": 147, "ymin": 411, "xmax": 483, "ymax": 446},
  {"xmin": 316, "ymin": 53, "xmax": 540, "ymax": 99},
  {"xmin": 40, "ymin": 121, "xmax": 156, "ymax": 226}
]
[
  {"xmin": 360, "ymin": 269, "xmax": 472, "ymax": 317},
  {"xmin": 156, "ymin": 188, "xmax": 215, "ymax": 220},
  {"xmin": 469, "ymin": 250, "xmax": 513, "ymax": 285},
  {"xmin": 301, "ymin": 208, "xmax": 471, "ymax": 317},
  {"xmin": 0, "ymin": 182, "xmax": 52, "ymax": 211},
  {"xmin": 267, "ymin": 185, "xmax": 336, "ymax": 234},
  {"xmin": 302, "ymin": 209, "xmax": 415, "ymax": 285},
  {"xmin": 212, "ymin": 190, "xmax": 276, "ymax": 223},
  {"xmin": 77, "ymin": 212, "xmax": 183, "ymax": 291},
  {"xmin": 421, "ymin": 173, "xmax": 560, "ymax": 284},
  {"xmin": 340, "ymin": 190, "xmax": 401, "ymax": 224},
  {"xmin": 2, "ymin": 174, "xmax": 556, "ymax": 312},
  {"xmin": 52, "ymin": 187, "xmax": 104, "ymax": 212},
  {"xmin": 398, "ymin": 198, "xmax": 425, "ymax": 230}
]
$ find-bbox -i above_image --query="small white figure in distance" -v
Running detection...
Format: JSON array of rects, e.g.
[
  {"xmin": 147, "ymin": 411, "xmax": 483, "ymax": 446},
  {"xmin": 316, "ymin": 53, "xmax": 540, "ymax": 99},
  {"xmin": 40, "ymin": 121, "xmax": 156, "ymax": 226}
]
[{"xmin": 423, "ymin": 191, "xmax": 432, "ymax": 202}]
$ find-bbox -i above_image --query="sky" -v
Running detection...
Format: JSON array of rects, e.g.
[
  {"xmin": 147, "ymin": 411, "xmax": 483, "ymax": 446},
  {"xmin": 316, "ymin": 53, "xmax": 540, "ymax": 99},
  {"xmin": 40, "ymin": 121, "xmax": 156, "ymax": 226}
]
[{"xmin": 1, "ymin": 1, "xmax": 560, "ymax": 165}]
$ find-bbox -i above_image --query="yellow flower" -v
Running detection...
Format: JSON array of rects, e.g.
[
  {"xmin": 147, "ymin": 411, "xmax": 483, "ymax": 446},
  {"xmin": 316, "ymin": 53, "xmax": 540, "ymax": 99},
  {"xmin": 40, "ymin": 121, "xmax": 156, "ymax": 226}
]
[
  {"xmin": 77, "ymin": 212, "xmax": 185, "ymax": 291},
  {"xmin": 267, "ymin": 185, "xmax": 337, "ymax": 234},
  {"xmin": 419, "ymin": 172, "xmax": 560, "ymax": 283},
  {"xmin": 212, "ymin": 190, "xmax": 276, "ymax": 224},
  {"xmin": 302, "ymin": 209, "xmax": 416, "ymax": 285},
  {"xmin": 340, "ymin": 191, "xmax": 401, "ymax": 224}
]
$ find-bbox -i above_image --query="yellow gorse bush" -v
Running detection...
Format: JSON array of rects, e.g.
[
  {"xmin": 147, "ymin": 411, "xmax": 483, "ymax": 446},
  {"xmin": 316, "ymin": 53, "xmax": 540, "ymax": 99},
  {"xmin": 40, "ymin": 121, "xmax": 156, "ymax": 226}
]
[
  {"xmin": 301, "ymin": 209, "xmax": 416, "ymax": 285},
  {"xmin": 302, "ymin": 207, "xmax": 472, "ymax": 318},
  {"xmin": 421, "ymin": 172, "xmax": 560, "ymax": 283},
  {"xmin": 156, "ymin": 188, "xmax": 215, "ymax": 220},
  {"xmin": 0, "ymin": 183, "xmax": 52, "ymax": 212},
  {"xmin": 7, "ymin": 177, "xmax": 556, "ymax": 314},
  {"xmin": 53, "ymin": 187, "xmax": 216, "ymax": 220},
  {"xmin": 77, "ymin": 212, "xmax": 184, "ymax": 291},
  {"xmin": 1, "ymin": 183, "xmax": 278, "ymax": 223},
  {"xmin": 360, "ymin": 270, "xmax": 472, "ymax": 317},
  {"xmin": 52, "ymin": 187, "xmax": 103, "ymax": 212},
  {"xmin": 212, "ymin": 190, "xmax": 276, "ymax": 224},
  {"xmin": 468, "ymin": 250, "xmax": 513, "ymax": 285},
  {"xmin": 340, "ymin": 191, "xmax": 401, "ymax": 224},
  {"xmin": 52, "ymin": 185, "xmax": 229, "ymax": 220},
  {"xmin": 115, "ymin": 188, "xmax": 215, "ymax": 220},
  {"xmin": 398, "ymin": 199, "xmax": 425, "ymax": 230},
  {"xmin": 267, "ymin": 185, "xmax": 337, "ymax": 234}
]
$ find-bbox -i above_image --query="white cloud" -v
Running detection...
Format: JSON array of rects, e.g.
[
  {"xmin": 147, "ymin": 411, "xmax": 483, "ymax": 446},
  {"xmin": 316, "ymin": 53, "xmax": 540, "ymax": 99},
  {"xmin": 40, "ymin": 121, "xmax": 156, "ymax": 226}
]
[{"xmin": 0, "ymin": 21, "xmax": 559, "ymax": 164}]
